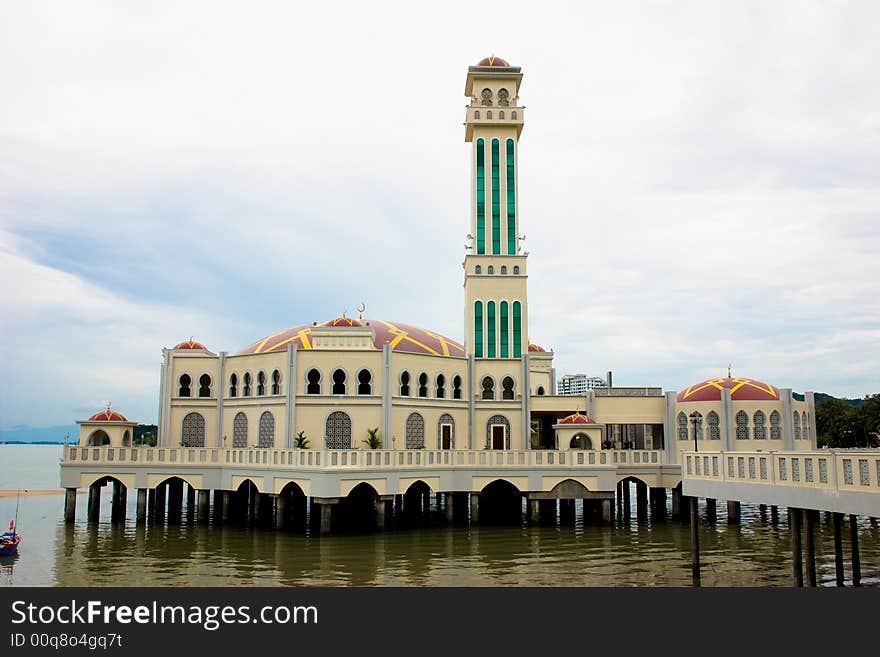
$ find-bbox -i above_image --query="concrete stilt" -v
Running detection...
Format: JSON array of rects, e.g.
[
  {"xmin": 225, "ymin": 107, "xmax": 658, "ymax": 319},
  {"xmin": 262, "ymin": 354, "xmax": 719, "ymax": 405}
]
[
  {"xmin": 833, "ymin": 512, "xmax": 845, "ymax": 586},
  {"xmin": 726, "ymin": 500, "xmax": 741, "ymax": 524},
  {"xmin": 803, "ymin": 509, "xmax": 816, "ymax": 587},
  {"xmin": 771, "ymin": 505, "xmax": 779, "ymax": 524},
  {"xmin": 186, "ymin": 485, "xmax": 196, "ymax": 524},
  {"xmin": 690, "ymin": 496, "xmax": 700, "ymax": 586},
  {"xmin": 790, "ymin": 508, "xmax": 803, "ymax": 587},
  {"xmin": 155, "ymin": 484, "xmax": 166, "ymax": 524},
  {"xmin": 87, "ymin": 483, "xmax": 101, "ymax": 523},
  {"xmin": 168, "ymin": 480, "xmax": 184, "ymax": 524},
  {"xmin": 671, "ymin": 486, "xmax": 681, "ymax": 520},
  {"xmin": 621, "ymin": 481, "xmax": 631, "ymax": 519},
  {"xmin": 147, "ymin": 488, "xmax": 156, "ymax": 523},
  {"xmin": 636, "ymin": 484, "xmax": 648, "ymax": 521},
  {"xmin": 850, "ymin": 514, "xmax": 861, "ymax": 587},
  {"xmin": 650, "ymin": 487, "xmax": 667, "ymax": 521},
  {"xmin": 319, "ymin": 503, "xmax": 333, "ymax": 535},
  {"xmin": 136, "ymin": 489, "xmax": 147, "ymax": 525},
  {"xmin": 601, "ymin": 498, "xmax": 613, "ymax": 526},
  {"xmin": 64, "ymin": 488, "xmax": 77, "ymax": 523},
  {"xmin": 706, "ymin": 498, "xmax": 717, "ymax": 523},
  {"xmin": 111, "ymin": 480, "xmax": 127, "ymax": 523},
  {"xmin": 529, "ymin": 499, "xmax": 540, "ymax": 524},
  {"xmin": 197, "ymin": 490, "xmax": 210, "ymax": 524},
  {"xmin": 469, "ymin": 493, "xmax": 479, "ymax": 525},
  {"xmin": 445, "ymin": 493, "xmax": 454, "ymax": 523},
  {"xmin": 222, "ymin": 490, "xmax": 231, "ymax": 523},
  {"xmin": 274, "ymin": 492, "xmax": 287, "ymax": 530},
  {"xmin": 560, "ymin": 499, "xmax": 575, "ymax": 525},
  {"xmin": 375, "ymin": 498, "xmax": 388, "ymax": 530},
  {"xmin": 759, "ymin": 504, "xmax": 767, "ymax": 523}
]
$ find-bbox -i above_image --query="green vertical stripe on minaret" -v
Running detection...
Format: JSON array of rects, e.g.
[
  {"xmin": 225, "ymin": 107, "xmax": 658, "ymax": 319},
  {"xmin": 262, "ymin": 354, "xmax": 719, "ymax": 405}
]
[
  {"xmin": 487, "ymin": 301, "xmax": 496, "ymax": 358},
  {"xmin": 476, "ymin": 139, "xmax": 485, "ymax": 255},
  {"xmin": 500, "ymin": 301, "xmax": 509, "ymax": 358},
  {"xmin": 474, "ymin": 301, "xmax": 483, "ymax": 358},
  {"xmin": 491, "ymin": 139, "xmax": 500, "ymax": 255},
  {"xmin": 506, "ymin": 139, "xmax": 516, "ymax": 255},
  {"xmin": 513, "ymin": 301, "xmax": 522, "ymax": 358}
]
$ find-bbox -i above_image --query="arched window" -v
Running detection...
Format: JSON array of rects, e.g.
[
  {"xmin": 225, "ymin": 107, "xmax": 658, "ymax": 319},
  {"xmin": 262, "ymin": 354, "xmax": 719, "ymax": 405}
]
[
  {"xmin": 474, "ymin": 110, "xmax": 480, "ymax": 119},
  {"xmin": 512, "ymin": 301, "xmax": 522, "ymax": 357},
  {"xmin": 243, "ymin": 372, "xmax": 252, "ymax": 397},
  {"xmin": 198, "ymin": 374, "xmax": 211, "ymax": 397},
  {"xmin": 537, "ymin": 386, "xmax": 545, "ymax": 396},
  {"xmin": 498, "ymin": 88, "xmax": 510, "ymax": 106},
  {"xmin": 452, "ymin": 375, "xmax": 462, "ymax": 400},
  {"xmin": 475, "ymin": 265, "xmax": 482, "ymax": 275},
  {"xmin": 481, "ymin": 376, "xmax": 495, "ymax": 400},
  {"xmin": 438, "ymin": 413, "xmax": 455, "ymax": 449},
  {"xmin": 271, "ymin": 369, "xmax": 281, "ymax": 395},
  {"xmin": 476, "ymin": 139, "xmax": 485, "ymax": 254},
  {"xmin": 513, "ymin": 265, "xmax": 520, "ymax": 275},
  {"xmin": 182, "ymin": 412, "xmax": 205, "ymax": 447},
  {"xmin": 491, "ymin": 138, "xmax": 500, "ymax": 255},
  {"xmin": 306, "ymin": 368, "xmax": 321, "ymax": 395},
  {"xmin": 259, "ymin": 411, "xmax": 275, "ymax": 448},
  {"xmin": 803, "ymin": 412, "xmax": 810, "ymax": 440},
  {"xmin": 500, "ymin": 301, "xmax": 509, "ymax": 358},
  {"xmin": 487, "ymin": 110, "xmax": 493, "ymax": 119},
  {"xmin": 436, "ymin": 373, "xmax": 445, "ymax": 398},
  {"xmin": 793, "ymin": 411, "xmax": 802, "ymax": 440},
  {"xmin": 474, "ymin": 301, "xmax": 484, "ymax": 358},
  {"xmin": 400, "ymin": 371, "xmax": 410, "ymax": 396},
  {"xmin": 325, "ymin": 411, "xmax": 352, "ymax": 449},
  {"xmin": 691, "ymin": 412, "xmax": 703, "ymax": 440},
  {"xmin": 506, "ymin": 138, "xmax": 516, "ymax": 254},
  {"xmin": 488, "ymin": 265, "xmax": 494, "ymax": 275},
  {"xmin": 677, "ymin": 412, "xmax": 688, "ymax": 441},
  {"xmin": 753, "ymin": 411, "xmax": 766, "ymax": 440},
  {"xmin": 487, "ymin": 301, "xmax": 496, "ymax": 357},
  {"xmin": 357, "ymin": 369, "xmax": 372, "ymax": 395},
  {"xmin": 499, "ymin": 110, "xmax": 505, "ymax": 119},
  {"xmin": 228, "ymin": 373, "xmax": 238, "ymax": 398},
  {"xmin": 511, "ymin": 111, "xmax": 517, "ymax": 120},
  {"xmin": 500, "ymin": 265, "xmax": 507, "ymax": 275},
  {"xmin": 736, "ymin": 410, "xmax": 749, "ymax": 440},
  {"xmin": 770, "ymin": 410, "xmax": 781, "ymax": 440},
  {"xmin": 178, "ymin": 374, "xmax": 191, "ymax": 397},
  {"xmin": 257, "ymin": 371, "xmax": 266, "ymax": 396},
  {"xmin": 233, "ymin": 412, "xmax": 247, "ymax": 448},
  {"xmin": 418, "ymin": 372, "xmax": 428, "ymax": 398},
  {"xmin": 405, "ymin": 412, "xmax": 425, "ymax": 449},
  {"xmin": 707, "ymin": 411, "xmax": 720, "ymax": 440},
  {"xmin": 481, "ymin": 88, "xmax": 493, "ymax": 106},
  {"xmin": 502, "ymin": 376, "xmax": 515, "ymax": 400},
  {"xmin": 332, "ymin": 368, "xmax": 346, "ymax": 395},
  {"xmin": 486, "ymin": 415, "xmax": 510, "ymax": 450}
]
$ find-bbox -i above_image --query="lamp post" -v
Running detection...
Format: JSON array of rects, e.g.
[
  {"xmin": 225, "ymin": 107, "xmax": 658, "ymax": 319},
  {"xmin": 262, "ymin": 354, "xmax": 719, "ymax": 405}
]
[
  {"xmin": 689, "ymin": 411, "xmax": 701, "ymax": 453},
  {"xmin": 688, "ymin": 410, "xmax": 701, "ymax": 585}
]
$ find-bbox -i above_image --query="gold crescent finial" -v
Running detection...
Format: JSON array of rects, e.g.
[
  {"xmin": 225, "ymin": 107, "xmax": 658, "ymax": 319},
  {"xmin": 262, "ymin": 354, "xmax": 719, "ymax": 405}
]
[
  {"xmin": 358, "ymin": 303, "xmax": 366, "ymax": 320},
  {"xmin": 728, "ymin": 363, "xmax": 732, "ymax": 378},
  {"xmin": 106, "ymin": 401, "xmax": 111, "ymax": 411}
]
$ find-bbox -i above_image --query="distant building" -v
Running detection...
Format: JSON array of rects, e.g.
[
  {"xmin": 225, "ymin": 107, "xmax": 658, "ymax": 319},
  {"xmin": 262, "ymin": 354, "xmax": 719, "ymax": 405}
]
[{"xmin": 558, "ymin": 374, "xmax": 607, "ymax": 395}]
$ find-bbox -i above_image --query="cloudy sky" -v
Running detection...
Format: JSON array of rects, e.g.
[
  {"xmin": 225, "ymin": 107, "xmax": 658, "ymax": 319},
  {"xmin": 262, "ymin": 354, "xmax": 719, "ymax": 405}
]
[{"xmin": 1, "ymin": 1, "xmax": 878, "ymax": 428}]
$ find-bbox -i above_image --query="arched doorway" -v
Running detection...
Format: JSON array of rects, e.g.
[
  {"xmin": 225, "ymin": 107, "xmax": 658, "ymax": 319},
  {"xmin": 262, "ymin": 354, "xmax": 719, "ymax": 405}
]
[
  {"xmin": 486, "ymin": 415, "xmax": 510, "ymax": 450},
  {"xmin": 438, "ymin": 413, "xmax": 455, "ymax": 449},
  {"xmin": 87, "ymin": 430, "xmax": 111, "ymax": 446},
  {"xmin": 479, "ymin": 479, "xmax": 522, "ymax": 525},
  {"xmin": 569, "ymin": 434, "xmax": 592, "ymax": 449},
  {"xmin": 338, "ymin": 482, "xmax": 381, "ymax": 532}
]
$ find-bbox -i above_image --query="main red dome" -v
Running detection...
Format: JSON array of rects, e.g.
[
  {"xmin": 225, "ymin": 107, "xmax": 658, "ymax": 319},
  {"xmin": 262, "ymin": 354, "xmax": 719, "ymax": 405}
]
[
  {"xmin": 87, "ymin": 408, "xmax": 129, "ymax": 422},
  {"xmin": 677, "ymin": 377, "xmax": 780, "ymax": 402},
  {"xmin": 238, "ymin": 319, "xmax": 465, "ymax": 358},
  {"xmin": 477, "ymin": 56, "xmax": 510, "ymax": 67}
]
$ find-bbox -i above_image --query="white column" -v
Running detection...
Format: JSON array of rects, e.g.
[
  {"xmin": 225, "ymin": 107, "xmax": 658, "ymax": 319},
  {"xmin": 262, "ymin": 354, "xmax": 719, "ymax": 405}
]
[
  {"xmin": 722, "ymin": 388, "xmax": 733, "ymax": 450},
  {"xmin": 382, "ymin": 344, "xmax": 392, "ymax": 448},
  {"xmin": 286, "ymin": 345, "xmax": 297, "ymax": 448},
  {"xmin": 521, "ymin": 353, "xmax": 530, "ymax": 449},
  {"xmin": 781, "ymin": 388, "xmax": 794, "ymax": 450},
  {"xmin": 664, "ymin": 391, "xmax": 677, "ymax": 463},
  {"xmin": 467, "ymin": 353, "xmax": 475, "ymax": 449},
  {"xmin": 216, "ymin": 352, "xmax": 226, "ymax": 448},
  {"xmin": 805, "ymin": 391, "xmax": 818, "ymax": 448}
]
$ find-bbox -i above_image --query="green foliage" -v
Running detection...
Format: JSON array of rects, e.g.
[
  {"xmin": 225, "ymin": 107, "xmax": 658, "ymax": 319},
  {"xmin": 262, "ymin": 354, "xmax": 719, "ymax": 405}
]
[
  {"xmin": 816, "ymin": 393, "xmax": 880, "ymax": 448},
  {"xmin": 363, "ymin": 427, "xmax": 382, "ymax": 449},
  {"xmin": 294, "ymin": 431, "xmax": 310, "ymax": 449}
]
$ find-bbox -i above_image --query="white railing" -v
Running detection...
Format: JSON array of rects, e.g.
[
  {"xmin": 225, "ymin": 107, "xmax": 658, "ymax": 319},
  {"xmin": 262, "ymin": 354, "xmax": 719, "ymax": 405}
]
[
  {"xmin": 683, "ymin": 450, "xmax": 880, "ymax": 494},
  {"xmin": 61, "ymin": 446, "xmax": 665, "ymax": 470}
]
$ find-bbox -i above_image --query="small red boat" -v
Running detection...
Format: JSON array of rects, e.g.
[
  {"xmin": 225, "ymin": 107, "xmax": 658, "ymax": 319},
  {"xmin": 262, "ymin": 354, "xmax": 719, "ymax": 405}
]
[{"xmin": 0, "ymin": 520, "xmax": 21, "ymax": 556}]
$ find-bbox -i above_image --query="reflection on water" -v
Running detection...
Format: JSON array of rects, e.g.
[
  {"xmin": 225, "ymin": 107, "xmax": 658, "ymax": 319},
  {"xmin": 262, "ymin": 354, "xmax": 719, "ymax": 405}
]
[{"xmin": 0, "ymin": 493, "xmax": 877, "ymax": 586}]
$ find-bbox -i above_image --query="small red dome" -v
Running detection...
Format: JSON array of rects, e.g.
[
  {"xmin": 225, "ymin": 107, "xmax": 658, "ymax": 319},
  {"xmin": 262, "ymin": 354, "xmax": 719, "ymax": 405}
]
[
  {"xmin": 328, "ymin": 316, "xmax": 362, "ymax": 327},
  {"xmin": 528, "ymin": 343, "xmax": 546, "ymax": 352},
  {"xmin": 677, "ymin": 376, "xmax": 779, "ymax": 402},
  {"xmin": 174, "ymin": 338, "xmax": 207, "ymax": 350},
  {"xmin": 477, "ymin": 55, "xmax": 510, "ymax": 67},
  {"xmin": 87, "ymin": 407, "xmax": 129, "ymax": 422},
  {"xmin": 559, "ymin": 411, "xmax": 596, "ymax": 425}
]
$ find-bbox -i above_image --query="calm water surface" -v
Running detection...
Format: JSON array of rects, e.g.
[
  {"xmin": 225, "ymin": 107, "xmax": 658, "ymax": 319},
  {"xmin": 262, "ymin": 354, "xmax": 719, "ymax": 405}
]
[{"xmin": 1, "ymin": 445, "xmax": 878, "ymax": 587}]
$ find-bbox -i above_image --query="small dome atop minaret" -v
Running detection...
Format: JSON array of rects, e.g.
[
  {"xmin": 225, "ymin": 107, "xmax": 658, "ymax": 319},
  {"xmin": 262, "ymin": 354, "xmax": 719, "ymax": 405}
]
[{"xmin": 477, "ymin": 55, "xmax": 510, "ymax": 67}]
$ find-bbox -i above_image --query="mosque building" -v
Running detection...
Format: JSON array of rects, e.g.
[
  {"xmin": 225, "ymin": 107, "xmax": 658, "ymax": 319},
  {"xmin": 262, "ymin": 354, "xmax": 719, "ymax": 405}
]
[{"xmin": 75, "ymin": 56, "xmax": 818, "ymax": 462}]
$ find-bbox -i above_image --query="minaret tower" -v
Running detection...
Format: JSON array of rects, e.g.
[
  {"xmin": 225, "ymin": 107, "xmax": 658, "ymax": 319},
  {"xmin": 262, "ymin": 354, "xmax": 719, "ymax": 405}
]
[{"xmin": 463, "ymin": 56, "xmax": 528, "ymax": 359}]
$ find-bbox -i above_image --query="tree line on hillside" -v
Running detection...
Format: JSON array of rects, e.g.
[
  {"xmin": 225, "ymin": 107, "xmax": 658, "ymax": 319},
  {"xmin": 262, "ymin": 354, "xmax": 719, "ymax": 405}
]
[{"xmin": 816, "ymin": 394, "xmax": 880, "ymax": 448}]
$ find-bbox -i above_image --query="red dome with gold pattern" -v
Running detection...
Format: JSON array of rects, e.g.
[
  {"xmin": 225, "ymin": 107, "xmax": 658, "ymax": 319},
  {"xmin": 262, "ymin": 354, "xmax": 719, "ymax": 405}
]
[
  {"xmin": 87, "ymin": 406, "xmax": 129, "ymax": 422},
  {"xmin": 174, "ymin": 338, "xmax": 207, "ymax": 351},
  {"xmin": 238, "ymin": 319, "xmax": 465, "ymax": 358},
  {"xmin": 328, "ymin": 316, "xmax": 362, "ymax": 327},
  {"xmin": 676, "ymin": 377, "xmax": 779, "ymax": 402},
  {"xmin": 528, "ymin": 343, "xmax": 546, "ymax": 352},
  {"xmin": 477, "ymin": 55, "xmax": 510, "ymax": 67},
  {"xmin": 558, "ymin": 411, "xmax": 597, "ymax": 425}
]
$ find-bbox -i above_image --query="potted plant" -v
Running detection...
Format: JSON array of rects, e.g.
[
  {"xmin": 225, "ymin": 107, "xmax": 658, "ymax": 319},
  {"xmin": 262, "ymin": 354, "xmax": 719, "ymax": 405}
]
[
  {"xmin": 294, "ymin": 431, "xmax": 310, "ymax": 449},
  {"xmin": 363, "ymin": 427, "xmax": 382, "ymax": 449}
]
